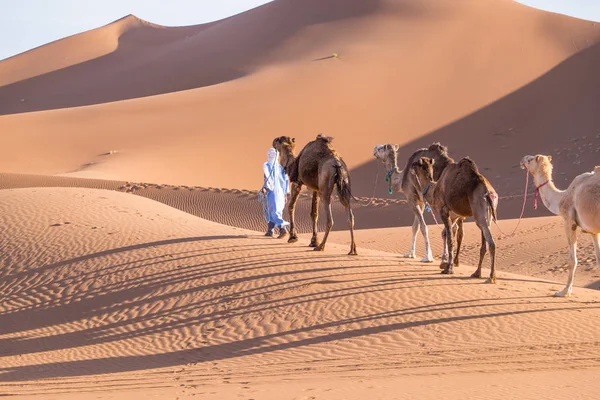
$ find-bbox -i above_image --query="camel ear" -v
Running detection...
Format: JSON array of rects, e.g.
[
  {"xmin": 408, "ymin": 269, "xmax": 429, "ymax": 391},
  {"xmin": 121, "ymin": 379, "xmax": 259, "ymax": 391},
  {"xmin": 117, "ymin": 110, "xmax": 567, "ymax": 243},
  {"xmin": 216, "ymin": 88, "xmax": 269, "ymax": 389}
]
[
  {"xmin": 393, "ymin": 144, "xmax": 399, "ymax": 151},
  {"xmin": 548, "ymin": 155, "xmax": 552, "ymax": 162},
  {"xmin": 418, "ymin": 159, "xmax": 424, "ymax": 166},
  {"xmin": 429, "ymin": 158, "xmax": 435, "ymax": 166},
  {"xmin": 535, "ymin": 155, "xmax": 542, "ymax": 162},
  {"xmin": 292, "ymin": 137, "xmax": 295, "ymax": 143}
]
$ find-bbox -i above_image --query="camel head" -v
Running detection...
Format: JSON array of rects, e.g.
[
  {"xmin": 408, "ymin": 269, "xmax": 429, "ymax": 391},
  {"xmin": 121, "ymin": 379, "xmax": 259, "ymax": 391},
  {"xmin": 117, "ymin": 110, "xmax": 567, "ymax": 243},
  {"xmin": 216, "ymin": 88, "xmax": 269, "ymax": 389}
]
[
  {"xmin": 373, "ymin": 144, "xmax": 399, "ymax": 164},
  {"xmin": 272, "ymin": 136, "xmax": 296, "ymax": 169},
  {"xmin": 521, "ymin": 154, "xmax": 553, "ymax": 177},
  {"xmin": 272, "ymin": 136, "xmax": 296, "ymax": 155},
  {"xmin": 410, "ymin": 157, "xmax": 435, "ymax": 191}
]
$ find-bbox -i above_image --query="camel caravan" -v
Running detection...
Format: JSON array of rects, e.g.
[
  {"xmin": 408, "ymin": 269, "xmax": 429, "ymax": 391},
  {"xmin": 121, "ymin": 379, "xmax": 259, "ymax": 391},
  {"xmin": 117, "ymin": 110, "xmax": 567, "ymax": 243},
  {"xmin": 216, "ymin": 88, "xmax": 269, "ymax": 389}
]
[{"xmin": 267, "ymin": 133, "xmax": 600, "ymax": 297}]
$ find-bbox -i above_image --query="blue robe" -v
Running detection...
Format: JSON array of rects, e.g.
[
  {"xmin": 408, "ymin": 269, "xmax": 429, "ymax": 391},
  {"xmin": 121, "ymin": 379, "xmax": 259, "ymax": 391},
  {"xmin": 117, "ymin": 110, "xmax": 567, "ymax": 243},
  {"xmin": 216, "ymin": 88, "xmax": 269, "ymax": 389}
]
[{"xmin": 263, "ymin": 160, "xmax": 290, "ymax": 228}]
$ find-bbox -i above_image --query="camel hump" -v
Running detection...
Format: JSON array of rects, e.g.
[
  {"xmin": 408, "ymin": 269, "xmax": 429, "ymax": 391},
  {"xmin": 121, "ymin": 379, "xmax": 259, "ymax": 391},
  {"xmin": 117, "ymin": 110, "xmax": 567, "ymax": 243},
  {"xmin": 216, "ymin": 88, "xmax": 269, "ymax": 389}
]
[
  {"xmin": 458, "ymin": 157, "xmax": 476, "ymax": 168},
  {"xmin": 427, "ymin": 142, "xmax": 448, "ymax": 154},
  {"xmin": 316, "ymin": 133, "xmax": 334, "ymax": 143},
  {"xmin": 458, "ymin": 156, "xmax": 485, "ymax": 177}
]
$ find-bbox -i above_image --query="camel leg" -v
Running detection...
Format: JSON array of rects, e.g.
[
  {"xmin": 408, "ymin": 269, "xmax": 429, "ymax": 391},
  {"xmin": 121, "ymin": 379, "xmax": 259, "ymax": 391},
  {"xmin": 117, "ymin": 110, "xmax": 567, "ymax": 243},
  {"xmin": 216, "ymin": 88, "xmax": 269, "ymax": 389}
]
[
  {"xmin": 315, "ymin": 194, "xmax": 333, "ymax": 252},
  {"xmin": 454, "ymin": 218, "xmax": 464, "ymax": 267},
  {"xmin": 442, "ymin": 217, "xmax": 461, "ymax": 268},
  {"xmin": 555, "ymin": 221, "xmax": 579, "ymax": 297},
  {"xmin": 440, "ymin": 210, "xmax": 454, "ymax": 274},
  {"xmin": 440, "ymin": 227, "xmax": 449, "ymax": 267},
  {"xmin": 471, "ymin": 230, "xmax": 486, "ymax": 279},
  {"xmin": 287, "ymin": 183, "xmax": 302, "ymax": 244},
  {"xmin": 404, "ymin": 216, "xmax": 419, "ymax": 259},
  {"xmin": 482, "ymin": 223, "xmax": 496, "ymax": 284},
  {"xmin": 473, "ymin": 207, "xmax": 496, "ymax": 283},
  {"xmin": 592, "ymin": 233, "xmax": 600, "ymax": 269},
  {"xmin": 414, "ymin": 204, "xmax": 434, "ymax": 263},
  {"xmin": 309, "ymin": 192, "xmax": 320, "ymax": 247},
  {"xmin": 347, "ymin": 206, "xmax": 357, "ymax": 255}
]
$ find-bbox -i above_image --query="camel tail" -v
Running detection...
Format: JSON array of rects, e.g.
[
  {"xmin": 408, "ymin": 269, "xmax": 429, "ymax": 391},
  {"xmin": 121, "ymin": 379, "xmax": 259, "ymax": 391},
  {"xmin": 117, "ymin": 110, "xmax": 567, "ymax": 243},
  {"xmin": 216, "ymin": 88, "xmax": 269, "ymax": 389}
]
[
  {"xmin": 334, "ymin": 161, "xmax": 352, "ymax": 208},
  {"xmin": 486, "ymin": 191, "xmax": 498, "ymax": 223}
]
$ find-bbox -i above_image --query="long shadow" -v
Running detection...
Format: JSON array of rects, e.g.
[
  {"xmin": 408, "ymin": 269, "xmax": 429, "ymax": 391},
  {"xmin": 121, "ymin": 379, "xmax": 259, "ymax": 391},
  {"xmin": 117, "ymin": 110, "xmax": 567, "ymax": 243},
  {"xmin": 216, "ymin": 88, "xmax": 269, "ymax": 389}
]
[
  {"xmin": 0, "ymin": 247, "xmax": 325, "ymax": 328},
  {"xmin": 0, "ymin": 233, "xmax": 403, "ymax": 340},
  {"xmin": 1, "ymin": 299, "xmax": 593, "ymax": 382},
  {"xmin": 0, "ymin": 235, "xmax": 249, "ymax": 280},
  {"xmin": 585, "ymin": 280, "xmax": 600, "ymax": 290},
  {"xmin": 0, "ymin": 227, "xmax": 588, "ymax": 381},
  {"xmin": 0, "ymin": 225, "xmax": 567, "ymax": 361},
  {"xmin": 350, "ymin": 41, "xmax": 600, "ymax": 225},
  {"xmin": 0, "ymin": 268, "xmax": 414, "ymax": 357},
  {"xmin": 0, "ymin": 0, "xmax": 399, "ymax": 115}
]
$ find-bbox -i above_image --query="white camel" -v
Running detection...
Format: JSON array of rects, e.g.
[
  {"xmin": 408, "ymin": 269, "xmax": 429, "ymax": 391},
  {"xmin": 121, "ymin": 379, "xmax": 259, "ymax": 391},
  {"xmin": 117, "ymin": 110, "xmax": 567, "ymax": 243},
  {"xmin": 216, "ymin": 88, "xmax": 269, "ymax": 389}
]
[{"xmin": 521, "ymin": 155, "xmax": 600, "ymax": 297}]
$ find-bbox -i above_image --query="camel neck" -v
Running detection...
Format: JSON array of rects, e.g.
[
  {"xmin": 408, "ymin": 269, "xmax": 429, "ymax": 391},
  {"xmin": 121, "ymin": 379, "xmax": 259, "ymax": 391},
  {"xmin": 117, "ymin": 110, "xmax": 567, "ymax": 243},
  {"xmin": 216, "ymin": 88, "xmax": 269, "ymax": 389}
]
[
  {"xmin": 382, "ymin": 154, "xmax": 401, "ymax": 189},
  {"xmin": 422, "ymin": 181, "xmax": 436, "ymax": 205},
  {"xmin": 281, "ymin": 152, "xmax": 296, "ymax": 175},
  {"xmin": 532, "ymin": 172, "xmax": 563, "ymax": 215},
  {"xmin": 384, "ymin": 153, "xmax": 399, "ymax": 173}
]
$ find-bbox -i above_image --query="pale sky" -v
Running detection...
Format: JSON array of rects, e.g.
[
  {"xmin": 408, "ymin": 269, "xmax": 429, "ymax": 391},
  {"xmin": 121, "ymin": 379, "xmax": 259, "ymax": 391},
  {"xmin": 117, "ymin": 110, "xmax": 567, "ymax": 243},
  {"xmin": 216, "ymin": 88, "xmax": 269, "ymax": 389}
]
[
  {"xmin": 1, "ymin": 1, "xmax": 599, "ymax": 61},
  {"xmin": 517, "ymin": 0, "xmax": 600, "ymax": 22}
]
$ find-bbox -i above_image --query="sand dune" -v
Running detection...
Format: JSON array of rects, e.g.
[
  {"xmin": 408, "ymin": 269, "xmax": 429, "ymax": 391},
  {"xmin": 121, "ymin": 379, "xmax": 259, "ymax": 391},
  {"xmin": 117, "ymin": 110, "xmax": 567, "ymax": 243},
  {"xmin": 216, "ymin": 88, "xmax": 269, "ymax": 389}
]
[
  {"xmin": 0, "ymin": 171, "xmax": 553, "ymax": 234},
  {"xmin": 2, "ymin": 0, "xmax": 600, "ymax": 398},
  {"xmin": 1, "ymin": 188, "xmax": 600, "ymax": 399},
  {"xmin": 0, "ymin": 0, "xmax": 381, "ymax": 115},
  {"xmin": 0, "ymin": 0, "xmax": 599, "ymax": 194},
  {"xmin": 0, "ymin": 174, "xmax": 594, "ymax": 291}
]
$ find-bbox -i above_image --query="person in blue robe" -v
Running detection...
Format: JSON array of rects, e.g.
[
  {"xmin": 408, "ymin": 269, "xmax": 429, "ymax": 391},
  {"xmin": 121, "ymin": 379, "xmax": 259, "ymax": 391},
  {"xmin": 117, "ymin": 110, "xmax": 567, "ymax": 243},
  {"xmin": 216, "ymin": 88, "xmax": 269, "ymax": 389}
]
[{"xmin": 262, "ymin": 148, "xmax": 290, "ymax": 237}]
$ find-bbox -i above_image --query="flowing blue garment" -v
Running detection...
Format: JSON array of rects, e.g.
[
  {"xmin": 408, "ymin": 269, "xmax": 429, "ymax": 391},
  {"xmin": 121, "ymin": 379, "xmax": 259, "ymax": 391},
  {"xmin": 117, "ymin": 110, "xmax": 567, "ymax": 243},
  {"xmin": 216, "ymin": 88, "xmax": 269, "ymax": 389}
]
[{"xmin": 263, "ymin": 151, "xmax": 290, "ymax": 228}]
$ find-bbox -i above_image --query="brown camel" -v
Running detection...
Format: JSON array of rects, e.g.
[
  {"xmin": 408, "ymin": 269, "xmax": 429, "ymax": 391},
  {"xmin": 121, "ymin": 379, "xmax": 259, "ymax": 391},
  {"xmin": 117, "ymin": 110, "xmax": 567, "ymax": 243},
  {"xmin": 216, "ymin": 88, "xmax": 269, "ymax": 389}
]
[
  {"xmin": 373, "ymin": 143, "xmax": 462, "ymax": 265},
  {"xmin": 272, "ymin": 134, "xmax": 357, "ymax": 255},
  {"xmin": 411, "ymin": 157, "xmax": 499, "ymax": 282},
  {"xmin": 521, "ymin": 155, "xmax": 600, "ymax": 297}
]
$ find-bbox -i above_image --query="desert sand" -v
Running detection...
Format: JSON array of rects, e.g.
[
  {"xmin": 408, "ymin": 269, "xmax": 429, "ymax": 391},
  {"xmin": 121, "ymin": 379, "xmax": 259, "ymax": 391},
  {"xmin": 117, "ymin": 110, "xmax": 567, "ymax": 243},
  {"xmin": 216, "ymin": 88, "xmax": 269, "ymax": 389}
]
[
  {"xmin": 2, "ymin": 188, "xmax": 600, "ymax": 400},
  {"xmin": 1, "ymin": 0, "xmax": 600, "ymax": 398}
]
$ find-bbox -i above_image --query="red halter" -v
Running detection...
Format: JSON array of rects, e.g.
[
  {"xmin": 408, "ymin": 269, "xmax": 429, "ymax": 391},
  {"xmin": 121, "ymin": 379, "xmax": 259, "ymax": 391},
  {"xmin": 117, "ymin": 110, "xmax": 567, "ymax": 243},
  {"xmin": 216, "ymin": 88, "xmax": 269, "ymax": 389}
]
[{"xmin": 533, "ymin": 181, "xmax": 549, "ymax": 210}]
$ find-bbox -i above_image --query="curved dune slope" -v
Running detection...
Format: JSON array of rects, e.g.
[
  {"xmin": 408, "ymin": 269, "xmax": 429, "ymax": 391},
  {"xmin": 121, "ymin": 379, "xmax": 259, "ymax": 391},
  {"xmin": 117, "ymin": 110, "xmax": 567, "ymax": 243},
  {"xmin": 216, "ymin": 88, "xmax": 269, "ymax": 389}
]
[
  {"xmin": 0, "ymin": 0, "xmax": 599, "ymax": 197},
  {"xmin": 1, "ymin": 187, "xmax": 600, "ymax": 398}
]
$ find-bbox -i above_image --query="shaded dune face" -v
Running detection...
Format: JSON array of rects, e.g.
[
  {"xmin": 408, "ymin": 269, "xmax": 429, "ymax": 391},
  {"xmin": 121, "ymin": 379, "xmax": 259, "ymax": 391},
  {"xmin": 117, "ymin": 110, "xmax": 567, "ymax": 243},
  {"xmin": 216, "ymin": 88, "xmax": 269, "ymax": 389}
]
[
  {"xmin": 0, "ymin": 0, "xmax": 599, "ymax": 197},
  {"xmin": 0, "ymin": 0, "xmax": 383, "ymax": 115}
]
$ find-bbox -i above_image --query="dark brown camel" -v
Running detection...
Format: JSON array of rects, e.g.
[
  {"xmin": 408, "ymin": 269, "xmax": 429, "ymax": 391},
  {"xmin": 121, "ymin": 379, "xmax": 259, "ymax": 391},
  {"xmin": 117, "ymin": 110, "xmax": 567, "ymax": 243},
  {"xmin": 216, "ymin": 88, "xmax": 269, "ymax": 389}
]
[
  {"xmin": 411, "ymin": 157, "xmax": 499, "ymax": 282},
  {"xmin": 273, "ymin": 134, "xmax": 357, "ymax": 255},
  {"xmin": 374, "ymin": 143, "xmax": 462, "ymax": 265}
]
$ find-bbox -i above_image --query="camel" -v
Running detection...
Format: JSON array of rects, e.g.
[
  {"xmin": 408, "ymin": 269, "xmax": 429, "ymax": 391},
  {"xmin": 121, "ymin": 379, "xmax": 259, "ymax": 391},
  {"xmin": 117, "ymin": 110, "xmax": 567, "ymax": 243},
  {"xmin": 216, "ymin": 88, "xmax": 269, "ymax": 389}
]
[
  {"xmin": 373, "ymin": 143, "xmax": 462, "ymax": 264},
  {"xmin": 272, "ymin": 134, "xmax": 357, "ymax": 255},
  {"xmin": 410, "ymin": 156, "xmax": 499, "ymax": 282},
  {"xmin": 521, "ymin": 155, "xmax": 600, "ymax": 297}
]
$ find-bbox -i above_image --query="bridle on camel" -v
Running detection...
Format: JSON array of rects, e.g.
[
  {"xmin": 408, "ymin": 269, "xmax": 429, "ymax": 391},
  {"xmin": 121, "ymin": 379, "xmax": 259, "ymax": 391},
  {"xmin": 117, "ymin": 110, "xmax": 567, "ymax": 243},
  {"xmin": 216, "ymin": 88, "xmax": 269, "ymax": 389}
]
[
  {"xmin": 385, "ymin": 168, "xmax": 395, "ymax": 195},
  {"xmin": 533, "ymin": 180, "xmax": 549, "ymax": 210}
]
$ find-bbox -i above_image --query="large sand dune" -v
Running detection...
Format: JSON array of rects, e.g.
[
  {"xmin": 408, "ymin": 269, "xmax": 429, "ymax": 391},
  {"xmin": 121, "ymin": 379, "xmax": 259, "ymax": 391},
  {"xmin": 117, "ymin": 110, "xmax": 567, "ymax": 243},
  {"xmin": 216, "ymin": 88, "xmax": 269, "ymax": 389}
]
[{"xmin": 0, "ymin": 0, "xmax": 599, "ymax": 194}]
